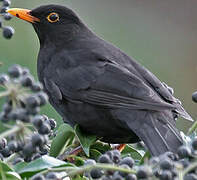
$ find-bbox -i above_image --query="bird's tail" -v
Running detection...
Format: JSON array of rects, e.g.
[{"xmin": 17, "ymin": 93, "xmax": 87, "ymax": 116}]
[{"xmin": 125, "ymin": 111, "xmax": 183, "ymax": 156}]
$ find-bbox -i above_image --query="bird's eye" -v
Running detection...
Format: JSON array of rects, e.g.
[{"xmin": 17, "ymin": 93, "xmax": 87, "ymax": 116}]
[{"xmin": 47, "ymin": 12, "xmax": 59, "ymax": 23}]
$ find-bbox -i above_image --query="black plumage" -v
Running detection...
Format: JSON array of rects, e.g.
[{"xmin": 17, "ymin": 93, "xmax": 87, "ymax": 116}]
[{"xmin": 8, "ymin": 4, "xmax": 193, "ymax": 156}]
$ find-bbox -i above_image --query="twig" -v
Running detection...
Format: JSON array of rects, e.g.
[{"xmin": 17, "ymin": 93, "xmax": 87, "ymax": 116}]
[
  {"xmin": 0, "ymin": 90, "xmax": 10, "ymax": 98},
  {"xmin": 31, "ymin": 163, "xmax": 136, "ymax": 179},
  {"xmin": 0, "ymin": 125, "xmax": 22, "ymax": 141},
  {"xmin": 183, "ymin": 161, "xmax": 197, "ymax": 176},
  {"xmin": 187, "ymin": 120, "xmax": 197, "ymax": 135}
]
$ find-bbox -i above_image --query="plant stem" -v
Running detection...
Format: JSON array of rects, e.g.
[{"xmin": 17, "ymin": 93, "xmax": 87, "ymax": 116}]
[
  {"xmin": 66, "ymin": 163, "xmax": 136, "ymax": 177},
  {"xmin": 0, "ymin": 90, "xmax": 10, "ymax": 98},
  {"xmin": 31, "ymin": 163, "xmax": 136, "ymax": 179},
  {"xmin": 187, "ymin": 121, "xmax": 197, "ymax": 135},
  {"xmin": 0, "ymin": 125, "xmax": 22, "ymax": 141},
  {"xmin": 183, "ymin": 162, "xmax": 197, "ymax": 176}
]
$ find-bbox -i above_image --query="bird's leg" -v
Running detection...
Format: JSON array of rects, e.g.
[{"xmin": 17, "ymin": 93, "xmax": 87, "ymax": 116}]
[
  {"xmin": 58, "ymin": 145, "xmax": 83, "ymax": 162},
  {"xmin": 68, "ymin": 145, "xmax": 83, "ymax": 156},
  {"xmin": 114, "ymin": 144, "xmax": 126, "ymax": 152}
]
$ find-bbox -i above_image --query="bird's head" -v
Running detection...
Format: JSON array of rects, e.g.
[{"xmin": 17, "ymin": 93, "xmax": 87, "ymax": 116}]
[{"xmin": 7, "ymin": 4, "xmax": 85, "ymax": 45}]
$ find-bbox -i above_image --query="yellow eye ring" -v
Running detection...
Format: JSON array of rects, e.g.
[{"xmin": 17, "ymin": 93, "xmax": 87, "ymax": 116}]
[{"xmin": 47, "ymin": 12, "xmax": 59, "ymax": 23}]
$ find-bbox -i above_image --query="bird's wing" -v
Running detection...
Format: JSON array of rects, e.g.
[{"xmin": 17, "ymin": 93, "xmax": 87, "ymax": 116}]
[{"xmin": 53, "ymin": 60, "xmax": 176, "ymax": 112}]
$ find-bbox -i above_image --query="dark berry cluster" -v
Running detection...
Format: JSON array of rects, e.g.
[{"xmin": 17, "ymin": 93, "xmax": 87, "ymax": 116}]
[
  {"xmin": 84, "ymin": 150, "xmax": 137, "ymax": 180},
  {"xmin": 0, "ymin": 0, "xmax": 14, "ymax": 39},
  {"xmin": 0, "ymin": 64, "xmax": 48, "ymax": 123},
  {"xmin": 32, "ymin": 172, "xmax": 64, "ymax": 180},
  {"xmin": 82, "ymin": 139, "xmax": 197, "ymax": 180},
  {"xmin": 0, "ymin": 64, "xmax": 56, "ymax": 162}
]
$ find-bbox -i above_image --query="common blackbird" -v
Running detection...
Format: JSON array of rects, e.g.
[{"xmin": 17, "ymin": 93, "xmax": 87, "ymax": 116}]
[{"xmin": 8, "ymin": 5, "xmax": 193, "ymax": 156}]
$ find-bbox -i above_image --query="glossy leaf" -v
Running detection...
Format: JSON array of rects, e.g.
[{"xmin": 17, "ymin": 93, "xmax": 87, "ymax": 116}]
[
  {"xmin": 50, "ymin": 123, "xmax": 75, "ymax": 157},
  {"xmin": 75, "ymin": 125, "xmax": 97, "ymax": 156},
  {"xmin": 15, "ymin": 155, "xmax": 73, "ymax": 178},
  {"xmin": 121, "ymin": 144, "xmax": 144, "ymax": 160}
]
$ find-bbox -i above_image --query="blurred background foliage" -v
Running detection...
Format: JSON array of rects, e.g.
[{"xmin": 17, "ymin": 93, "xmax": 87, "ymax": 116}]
[{"xmin": 1, "ymin": 0, "xmax": 197, "ymax": 131}]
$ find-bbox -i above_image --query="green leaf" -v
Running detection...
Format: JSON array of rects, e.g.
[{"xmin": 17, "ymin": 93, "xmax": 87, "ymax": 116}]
[
  {"xmin": 0, "ymin": 160, "xmax": 21, "ymax": 180},
  {"xmin": 139, "ymin": 151, "xmax": 151, "ymax": 165},
  {"xmin": 121, "ymin": 144, "xmax": 144, "ymax": 160},
  {"xmin": 0, "ymin": 160, "xmax": 14, "ymax": 172},
  {"xmin": 15, "ymin": 155, "xmax": 72, "ymax": 178},
  {"xmin": 50, "ymin": 123, "xmax": 75, "ymax": 157},
  {"xmin": 68, "ymin": 155, "xmax": 84, "ymax": 166},
  {"xmin": 90, "ymin": 149, "xmax": 102, "ymax": 160},
  {"xmin": 5, "ymin": 172, "xmax": 22, "ymax": 180},
  {"xmin": 74, "ymin": 125, "xmax": 97, "ymax": 157},
  {"xmin": 90, "ymin": 142, "xmax": 111, "ymax": 154}
]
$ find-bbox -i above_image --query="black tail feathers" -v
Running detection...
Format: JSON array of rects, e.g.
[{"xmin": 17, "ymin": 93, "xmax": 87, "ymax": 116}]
[{"xmin": 126, "ymin": 111, "xmax": 183, "ymax": 156}]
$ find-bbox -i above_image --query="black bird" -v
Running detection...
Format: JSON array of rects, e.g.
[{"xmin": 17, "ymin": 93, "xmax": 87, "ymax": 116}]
[{"xmin": 8, "ymin": 5, "xmax": 193, "ymax": 156}]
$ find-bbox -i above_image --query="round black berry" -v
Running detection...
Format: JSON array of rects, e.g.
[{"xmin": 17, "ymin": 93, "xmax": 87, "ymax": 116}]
[
  {"xmin": 0, "ymin": 74, "xmax": 9, "ymax": 85},
  {"xmin": 112, "ymin": 172, "xmax": 124, "ymax": 180},
  {"xmin": 126, "ymin": 174, "xmax": 137, "ymax": 180},
  {"xmin": 32, "ymin": 115, "xmax": 44, "ymax": 128},
  {"xmin": 1, "ymin": 146, "xmax": 11, "ymax": 157},
  {"xmin": 26, "ymin": 96, "xmax": 40, "ymax": 108},
  {"xmin": 192, "ymin": 91, "xmax": 197, "ymax": 103},
  {"xmin": 31, "ymin": 82, "xmax": 43, "ymax": 92},
  {"xmin": 111, "ymin": 150, "xmax": 121, "ymax": 164},
  {"xmin": 160, "ymin": 170, "xmax": 172, "ymax": 180},
  {"xmin": 160, "ymin": 158, "xmax": 173, "ymax": 170},
  {"xmin": 48, "ymin": 118, "xmax": 56, "ymax": 130},
  {"xmin": 23, "ymin": 143, "xmax": 36, "ymax": 157},
  {"xmin": 21, "ymin": 75, "xmax": 34, "ymax": 87},
  {"xmin": 98, "ymin": 154, "xmax": 112, "ymax": 163},
  {"xmin": 31, "ymin": 134, "xmax": 44, "ymax": 147},
  {"xmin": 0, "ymin": 112, "xmax": 9, "ymax": 123},
  {"xmin": 32, "ymin": 175, "xmax": 45, "ymax": 180},
  {"xmin": 119, "ymin": 164, "xmax": 130, "ymax": 177},
  {"xmin": 4, "ymin": 13, "xmax": 12, "ymax": 20},
  {"xmin": 0, "ymin": 138, "xmax": 7, "ymax": 150},
  {"xmin": 2, "ymin": 102, "xmax": 12, "ymax": 114},
  {"xmin": 90, "ymin": 168, "xmax": 103, "ymax": 179},
  {"xmin": 119, "ymin": 157, "xmax": 134, "ymax": 168},
  {"xmin": 22, "ymin": 68, "xmax": 30, "ymax": 75},
  {"xmin": 137, "ymin": 166, "xmax": 152, "ymax": 179},
  {"xmin": 2, "ymin": 26, "xmax": 14, "ymax": 39},
  {"xmin": 8, "ymin": 64, "xmax": 22, "ymax": 78},
  {"xmin": 3, "ymin": 0, "xmax": 11, "ymax": 6},
  {"xmin": 38, "ymin": 123, "xmax": 51, "ymax": 135},
  {"xmin": 45, "ymin": 172, "xmax": 59, "ymax": 179},
  {"xmin": 37, "ymin": 92, "xmax": 48, "ymax": 106},
  {"xmin": 177, "ymin": 146, "xmax": 191, "ymax": 159},
  {"xmin": 8, "ymin": 141, "xmax": 18, "ymax": 152}
]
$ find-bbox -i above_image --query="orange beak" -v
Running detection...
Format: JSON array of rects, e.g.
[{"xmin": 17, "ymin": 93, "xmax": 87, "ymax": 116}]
[{"xmin": 7, "ymin": 8, "xmax": 40, "ymax": 23}]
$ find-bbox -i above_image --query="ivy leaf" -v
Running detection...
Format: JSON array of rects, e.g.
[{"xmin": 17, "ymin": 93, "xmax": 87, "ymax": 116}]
[
  {"xmin": 74, "ymin": 125, "xmax": 97, "ymax": 157},
  {"xmin": 0, "ymin": 159, "xmax": 14, "ymax": 172},
  {"xmin": 121, "ymin": 144, "xmax": 144, "ymax": 160},
  {"xmin": 139, "ymin": 151, "xmax": 151, "ymax": 165},
  {"xmin": 0, "ymin": 160, "xmax": 21, "ymax": 180},
  {"xmin": 50, "ymin": 123, "xmax": 75, "ymax": 157},
  {"xmin": 90, "ymin": 142, "xmax": 111, "ymax": 154},
  {"xmin": 5, "ymin": 171, "xmax": 22, "ymax": 180},
  {"xmin": 90, "ymin": 149, "xmax": 102, "ymax": 160},
  {"xmin": 14, "ymin": 155, "xmax": 73, "ymax": 178}
]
